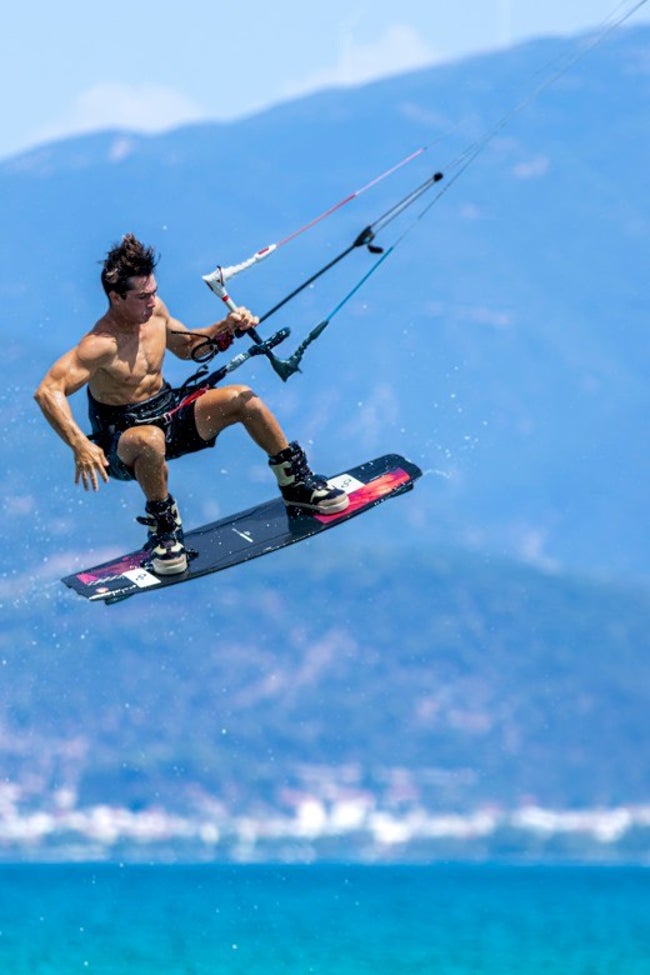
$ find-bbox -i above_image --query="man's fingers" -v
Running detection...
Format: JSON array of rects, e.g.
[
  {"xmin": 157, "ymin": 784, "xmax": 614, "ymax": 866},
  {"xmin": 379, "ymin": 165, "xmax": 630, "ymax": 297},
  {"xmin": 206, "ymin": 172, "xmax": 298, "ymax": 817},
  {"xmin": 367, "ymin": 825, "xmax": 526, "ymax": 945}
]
[
  {"xmin": 229, "ymin": 306, "xmax": 259, "ymax": 330},
  {"xmin": 75, "ymin": 459, "xmax": 109, "ymax": 490}
]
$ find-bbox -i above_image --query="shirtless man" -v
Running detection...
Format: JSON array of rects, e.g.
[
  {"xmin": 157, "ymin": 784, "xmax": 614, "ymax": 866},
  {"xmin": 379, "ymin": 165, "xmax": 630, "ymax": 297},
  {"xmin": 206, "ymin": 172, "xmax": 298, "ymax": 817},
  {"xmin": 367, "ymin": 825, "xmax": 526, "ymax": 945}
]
[{"xmin": 34, "ymin": 234, "xmax": 348, "ymax": 576}]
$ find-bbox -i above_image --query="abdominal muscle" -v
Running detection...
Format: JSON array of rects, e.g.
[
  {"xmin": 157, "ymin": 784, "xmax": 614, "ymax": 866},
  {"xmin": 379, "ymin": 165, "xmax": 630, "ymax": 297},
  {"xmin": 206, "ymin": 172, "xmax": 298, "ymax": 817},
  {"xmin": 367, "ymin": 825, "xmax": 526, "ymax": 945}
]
[{"xmin": 88, "ymin": 316, "xmax": 168, "ymax": 406}]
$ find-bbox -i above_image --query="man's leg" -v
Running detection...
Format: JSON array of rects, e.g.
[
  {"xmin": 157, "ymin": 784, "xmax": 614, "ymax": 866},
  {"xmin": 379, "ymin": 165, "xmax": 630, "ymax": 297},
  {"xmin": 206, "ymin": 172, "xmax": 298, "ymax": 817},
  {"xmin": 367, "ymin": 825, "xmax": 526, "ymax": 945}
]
[
  {"xmin": 195, "ymin": 385, "xmax": 349, "ymax": 514},
  {"xmin": 117, "ymin": 425, "xmax": 187, "ymax": 575},
  {"xmin": 117, "ymin": 424, "xmax": 169, "ymax": 500},
  {"xmin": 194, "ymin": 384, "xmax": 288, "ymax": 454}
]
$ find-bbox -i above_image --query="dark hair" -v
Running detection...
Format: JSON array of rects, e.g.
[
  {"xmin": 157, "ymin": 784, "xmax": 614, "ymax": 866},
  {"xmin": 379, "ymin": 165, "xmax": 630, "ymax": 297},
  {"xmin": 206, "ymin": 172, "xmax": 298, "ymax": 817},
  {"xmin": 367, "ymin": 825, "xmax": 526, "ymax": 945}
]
[{"xmin": 100, "ymin": 233, "xmax": 158, "ymax": 297}]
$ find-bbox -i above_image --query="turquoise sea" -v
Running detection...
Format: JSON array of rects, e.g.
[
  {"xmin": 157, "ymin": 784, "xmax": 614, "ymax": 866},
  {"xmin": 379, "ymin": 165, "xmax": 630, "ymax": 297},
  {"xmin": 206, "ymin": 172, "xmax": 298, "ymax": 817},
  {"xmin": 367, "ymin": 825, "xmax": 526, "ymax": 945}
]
[{"xmin": 1, "ymin": 863, "xmax": 648, "ymax": 974}]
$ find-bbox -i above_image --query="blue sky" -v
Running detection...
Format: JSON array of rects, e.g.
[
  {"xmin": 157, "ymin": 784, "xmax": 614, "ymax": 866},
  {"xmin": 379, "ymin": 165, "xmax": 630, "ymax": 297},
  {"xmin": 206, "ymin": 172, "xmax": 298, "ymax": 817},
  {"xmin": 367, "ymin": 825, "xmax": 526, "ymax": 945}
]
[{"xmin": 2, "ymin": 0, "xmax": 647, "ymax": 161}]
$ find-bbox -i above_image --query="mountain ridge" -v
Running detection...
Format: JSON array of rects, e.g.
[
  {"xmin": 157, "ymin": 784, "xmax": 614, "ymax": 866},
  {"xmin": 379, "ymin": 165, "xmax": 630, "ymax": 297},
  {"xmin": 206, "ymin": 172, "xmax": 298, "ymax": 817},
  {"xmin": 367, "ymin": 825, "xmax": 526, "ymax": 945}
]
[
  {"xmin": 2, "ymin": 26, "xmax": 647, "ymax": 577},
  {"xmin": 1, "ymin": 545, "xmax": 649, "ymax": 861},
  {"xmin": 0, "ymin": 27, "xmax": 648, "ymax": 861}
]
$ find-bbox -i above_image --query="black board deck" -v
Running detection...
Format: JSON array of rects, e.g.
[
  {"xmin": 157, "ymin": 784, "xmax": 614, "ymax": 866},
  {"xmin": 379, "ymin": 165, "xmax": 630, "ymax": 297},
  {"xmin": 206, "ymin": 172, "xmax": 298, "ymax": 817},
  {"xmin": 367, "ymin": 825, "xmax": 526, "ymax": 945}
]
[{"xmin": 62, "ymin": 453, "xmax": 422, "ymax": 604}]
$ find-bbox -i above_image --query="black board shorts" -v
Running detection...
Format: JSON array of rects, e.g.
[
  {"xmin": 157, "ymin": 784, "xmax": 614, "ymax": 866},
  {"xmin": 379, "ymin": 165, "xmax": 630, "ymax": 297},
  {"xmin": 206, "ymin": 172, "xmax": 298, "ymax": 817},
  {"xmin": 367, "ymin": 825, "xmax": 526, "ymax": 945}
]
[{"xmin": 87, "ymin": 383, "xmax": 215, "ymax": 481}]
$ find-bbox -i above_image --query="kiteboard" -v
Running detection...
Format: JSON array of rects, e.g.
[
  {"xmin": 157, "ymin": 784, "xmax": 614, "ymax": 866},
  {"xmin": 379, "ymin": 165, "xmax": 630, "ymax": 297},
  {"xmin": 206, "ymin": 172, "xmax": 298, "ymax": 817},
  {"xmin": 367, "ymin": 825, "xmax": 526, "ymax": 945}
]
[{"xmin": 62, "ymin": 453, "xmax": 422, "ymax": 605}]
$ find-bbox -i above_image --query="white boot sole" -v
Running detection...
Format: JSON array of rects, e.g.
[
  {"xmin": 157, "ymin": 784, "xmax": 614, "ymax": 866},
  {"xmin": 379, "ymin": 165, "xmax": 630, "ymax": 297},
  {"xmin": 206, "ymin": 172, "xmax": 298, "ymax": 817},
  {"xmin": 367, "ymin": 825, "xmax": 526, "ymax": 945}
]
[{"xmin": 151, "ymin": 553, "xmax": 188, "ymax": 575}]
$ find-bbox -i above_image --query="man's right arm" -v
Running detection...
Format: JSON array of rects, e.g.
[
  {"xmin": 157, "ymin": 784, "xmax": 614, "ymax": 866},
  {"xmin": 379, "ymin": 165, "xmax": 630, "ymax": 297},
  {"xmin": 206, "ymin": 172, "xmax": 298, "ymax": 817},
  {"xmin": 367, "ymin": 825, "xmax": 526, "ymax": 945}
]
[{"xmin": 34, "ymin": 340, "xmax": 111, "ymax": 491}]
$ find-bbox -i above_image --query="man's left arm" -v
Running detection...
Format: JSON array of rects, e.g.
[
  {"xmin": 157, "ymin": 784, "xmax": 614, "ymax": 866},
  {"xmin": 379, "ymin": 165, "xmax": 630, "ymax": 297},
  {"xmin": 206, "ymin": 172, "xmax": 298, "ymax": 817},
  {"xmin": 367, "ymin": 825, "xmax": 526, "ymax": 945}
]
[{"xmin": 162, "ymin": 299, "xmax": 259, "ymax": 360}]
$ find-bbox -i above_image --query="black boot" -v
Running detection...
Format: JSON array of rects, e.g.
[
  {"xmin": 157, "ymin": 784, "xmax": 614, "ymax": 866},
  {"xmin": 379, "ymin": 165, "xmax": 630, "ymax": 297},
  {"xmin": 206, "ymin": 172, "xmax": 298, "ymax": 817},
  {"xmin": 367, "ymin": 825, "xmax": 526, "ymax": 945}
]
[
  {"xmin": 268, "ymin": 442, "xmax": 349, "ymax": 514},
  {"xmin": 137, "ymin": 495, "xmax": 188, "ymax": 575}
]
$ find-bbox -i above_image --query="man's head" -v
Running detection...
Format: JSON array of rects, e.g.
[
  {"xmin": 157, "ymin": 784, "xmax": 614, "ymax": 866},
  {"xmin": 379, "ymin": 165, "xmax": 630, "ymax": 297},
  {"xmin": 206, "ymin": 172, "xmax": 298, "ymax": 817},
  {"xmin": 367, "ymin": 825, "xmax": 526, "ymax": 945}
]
[{"xmin": 101, "ymin": 233, "xmax": 158, "ymax": 299}]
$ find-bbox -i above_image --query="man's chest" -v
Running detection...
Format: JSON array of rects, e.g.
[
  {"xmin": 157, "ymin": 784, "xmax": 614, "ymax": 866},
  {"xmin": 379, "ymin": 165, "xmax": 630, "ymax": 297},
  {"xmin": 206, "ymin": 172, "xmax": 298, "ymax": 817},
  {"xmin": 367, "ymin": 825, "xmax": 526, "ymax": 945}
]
[{"xmin": 108, "ymin": 327, "xmax": 166, "ymax": 385}]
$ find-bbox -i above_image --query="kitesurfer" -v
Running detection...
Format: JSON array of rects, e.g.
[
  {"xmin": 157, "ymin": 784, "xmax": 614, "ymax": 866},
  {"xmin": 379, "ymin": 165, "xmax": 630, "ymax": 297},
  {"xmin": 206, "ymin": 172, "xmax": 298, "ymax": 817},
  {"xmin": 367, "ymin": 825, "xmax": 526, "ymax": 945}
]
[{"xmin": 34, "ymin": 234, "xmax": 348, "ymax": 576}]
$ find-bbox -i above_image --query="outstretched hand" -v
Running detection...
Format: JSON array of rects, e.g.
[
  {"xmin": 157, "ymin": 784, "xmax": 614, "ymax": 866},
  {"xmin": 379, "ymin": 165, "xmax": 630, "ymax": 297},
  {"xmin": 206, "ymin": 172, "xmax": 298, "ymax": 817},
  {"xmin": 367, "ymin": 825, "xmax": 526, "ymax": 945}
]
[{"xmin": 74, "ymin": 440, "xmax": 110, "ymax": 491}]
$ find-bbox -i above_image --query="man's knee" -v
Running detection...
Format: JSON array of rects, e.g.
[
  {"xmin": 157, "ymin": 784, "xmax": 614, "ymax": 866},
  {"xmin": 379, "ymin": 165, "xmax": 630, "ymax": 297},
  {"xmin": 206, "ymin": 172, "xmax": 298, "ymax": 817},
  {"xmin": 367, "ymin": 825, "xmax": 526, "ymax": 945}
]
[
  {"xmin": 201, "ymin": 385, "xmax": 261, "ymax": 422},
  {"xmin": 225, "ymin": 384, "xmax": 258, "ymax": 411},
  {"xmin": 117, "ymin": 425, "xmax": 166, "ymax": 464}
]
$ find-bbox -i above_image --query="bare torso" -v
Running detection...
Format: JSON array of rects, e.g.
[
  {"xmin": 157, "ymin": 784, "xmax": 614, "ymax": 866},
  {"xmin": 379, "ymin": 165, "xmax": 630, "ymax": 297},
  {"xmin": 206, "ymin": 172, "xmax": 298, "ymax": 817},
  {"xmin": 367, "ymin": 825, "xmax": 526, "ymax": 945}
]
[{"xmin": 87, "ymin": 306, "xmax": 169, "ymax": 406}]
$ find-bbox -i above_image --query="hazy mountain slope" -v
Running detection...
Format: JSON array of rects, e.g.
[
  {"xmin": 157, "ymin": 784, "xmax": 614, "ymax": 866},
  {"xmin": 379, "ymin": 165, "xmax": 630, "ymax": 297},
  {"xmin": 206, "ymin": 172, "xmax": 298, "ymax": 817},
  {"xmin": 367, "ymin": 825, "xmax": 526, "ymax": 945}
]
[
  {"xmin": 0, "ymin": 27, "xmax": 648, "ymax": 862},
  {"xmin": 2, "ymin": 549, "xmax": 649, "ymax": 816},
  {"xmin": 1, "ymin": 27, "xmax": 647, "ymax": 576}
]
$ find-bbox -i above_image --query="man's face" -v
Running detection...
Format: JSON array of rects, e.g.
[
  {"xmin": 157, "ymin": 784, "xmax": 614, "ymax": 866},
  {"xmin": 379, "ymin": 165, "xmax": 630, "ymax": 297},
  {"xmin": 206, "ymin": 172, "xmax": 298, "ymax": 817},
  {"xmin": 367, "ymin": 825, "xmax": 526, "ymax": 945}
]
[{"xmin": 113, "ymin": 274, "xmax": 158, "ymax": 324}]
